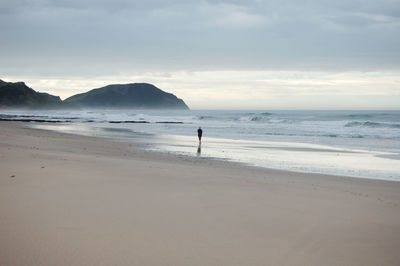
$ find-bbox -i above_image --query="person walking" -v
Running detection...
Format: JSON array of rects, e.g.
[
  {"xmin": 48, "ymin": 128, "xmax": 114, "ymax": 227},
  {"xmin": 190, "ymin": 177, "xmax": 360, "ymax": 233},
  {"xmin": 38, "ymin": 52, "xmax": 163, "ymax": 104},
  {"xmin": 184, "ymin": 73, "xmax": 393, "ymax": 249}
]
[{"xmin": 197, "ymin": 127, "xmax": 203, "ymax": 144}]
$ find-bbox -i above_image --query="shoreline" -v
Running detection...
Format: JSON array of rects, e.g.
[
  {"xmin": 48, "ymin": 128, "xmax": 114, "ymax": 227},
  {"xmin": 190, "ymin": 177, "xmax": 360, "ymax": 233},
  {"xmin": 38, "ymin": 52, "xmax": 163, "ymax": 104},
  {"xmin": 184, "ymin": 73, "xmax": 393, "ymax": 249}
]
[
  {"xmin": 1, "ymin": 121, "xmax": 400, "ymax": 265},
  {"xmin": 31, "ymin": 122, "xmax": 400, "ymax": 182}
]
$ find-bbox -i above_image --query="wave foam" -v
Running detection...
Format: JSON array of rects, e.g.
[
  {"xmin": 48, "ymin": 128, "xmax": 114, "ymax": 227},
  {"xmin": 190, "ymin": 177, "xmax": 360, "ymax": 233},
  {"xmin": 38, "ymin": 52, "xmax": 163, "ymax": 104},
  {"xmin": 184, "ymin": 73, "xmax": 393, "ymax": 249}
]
[{"xmin": 345, "ymin": 121, "xmax": 400, "ymax": 128}]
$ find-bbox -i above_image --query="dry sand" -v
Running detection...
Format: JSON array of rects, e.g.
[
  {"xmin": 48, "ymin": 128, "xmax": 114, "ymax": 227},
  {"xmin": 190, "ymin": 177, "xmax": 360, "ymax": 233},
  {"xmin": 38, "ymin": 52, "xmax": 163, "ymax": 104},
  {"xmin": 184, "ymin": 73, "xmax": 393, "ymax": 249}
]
[{"xmin": 1, "ymin": 121, "xmax": 400, "ymax": 266}]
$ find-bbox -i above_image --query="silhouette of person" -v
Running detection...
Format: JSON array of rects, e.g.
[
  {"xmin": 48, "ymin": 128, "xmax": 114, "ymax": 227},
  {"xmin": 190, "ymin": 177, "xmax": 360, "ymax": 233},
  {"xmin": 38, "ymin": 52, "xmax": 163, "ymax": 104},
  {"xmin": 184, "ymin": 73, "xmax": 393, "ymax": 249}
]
[
  {"xmin": 197, "ymin": 144, "xmax": 201, "ymax": 156},
  {"xmin": 197, "ymin": 127, "xmax": 203, "ymax": 144}
]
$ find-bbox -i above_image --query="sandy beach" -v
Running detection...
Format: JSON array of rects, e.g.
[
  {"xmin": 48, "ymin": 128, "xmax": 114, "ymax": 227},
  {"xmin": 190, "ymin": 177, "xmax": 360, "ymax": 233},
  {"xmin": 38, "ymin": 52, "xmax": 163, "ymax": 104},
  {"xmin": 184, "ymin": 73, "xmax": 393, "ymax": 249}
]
[{"xmin": 1, "ymin": 121, "xmax": 400, "ymax": 266}]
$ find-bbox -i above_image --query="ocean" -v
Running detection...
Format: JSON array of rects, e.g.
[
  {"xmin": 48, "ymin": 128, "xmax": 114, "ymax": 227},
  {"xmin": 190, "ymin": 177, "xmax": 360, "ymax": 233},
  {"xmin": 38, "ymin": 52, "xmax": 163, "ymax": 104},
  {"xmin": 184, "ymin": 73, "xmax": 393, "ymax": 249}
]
[{"xmin": 1, "ymin": 109, "xmax": 400, "ymax": 181}]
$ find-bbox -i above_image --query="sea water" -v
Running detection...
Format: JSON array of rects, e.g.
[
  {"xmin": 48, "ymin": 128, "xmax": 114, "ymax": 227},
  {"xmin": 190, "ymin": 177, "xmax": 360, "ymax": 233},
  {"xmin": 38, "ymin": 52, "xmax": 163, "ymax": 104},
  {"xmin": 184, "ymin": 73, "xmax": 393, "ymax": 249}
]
[{"xmin": 1, "ymin": 109, "xmax": 400, "ymax": 181}]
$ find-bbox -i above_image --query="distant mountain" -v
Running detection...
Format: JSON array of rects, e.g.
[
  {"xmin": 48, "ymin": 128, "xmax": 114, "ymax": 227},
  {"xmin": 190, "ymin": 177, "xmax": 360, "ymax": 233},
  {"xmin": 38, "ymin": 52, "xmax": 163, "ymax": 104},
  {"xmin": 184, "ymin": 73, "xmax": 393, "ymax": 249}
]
[
  {"xmin": 0, "ymin": 80, "xmax": 190, "ymax": 110},
  {"xmin": 0, "ymin": 79, "xmax": 64, "ymax": 109},
  {"xmin": 65, "ymin": 83, "xmax": 189, "ymax": 109}
]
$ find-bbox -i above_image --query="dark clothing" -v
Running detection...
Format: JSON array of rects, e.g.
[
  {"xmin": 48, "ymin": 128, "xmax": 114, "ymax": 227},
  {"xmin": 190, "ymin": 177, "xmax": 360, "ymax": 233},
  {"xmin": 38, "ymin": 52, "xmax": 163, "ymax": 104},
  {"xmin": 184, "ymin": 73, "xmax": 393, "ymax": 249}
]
[{"xmin": 197, "ymin": 128, "xmax": 203, "ymax": 140}]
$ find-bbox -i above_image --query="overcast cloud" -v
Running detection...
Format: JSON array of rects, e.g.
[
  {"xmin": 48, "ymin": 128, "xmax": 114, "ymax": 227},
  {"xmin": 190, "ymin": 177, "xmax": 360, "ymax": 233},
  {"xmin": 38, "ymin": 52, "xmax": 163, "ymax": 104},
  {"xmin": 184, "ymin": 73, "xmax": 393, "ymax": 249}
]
[{"xmin": 1, "ymin": 0, "xmax": 399, "ymax": 108}]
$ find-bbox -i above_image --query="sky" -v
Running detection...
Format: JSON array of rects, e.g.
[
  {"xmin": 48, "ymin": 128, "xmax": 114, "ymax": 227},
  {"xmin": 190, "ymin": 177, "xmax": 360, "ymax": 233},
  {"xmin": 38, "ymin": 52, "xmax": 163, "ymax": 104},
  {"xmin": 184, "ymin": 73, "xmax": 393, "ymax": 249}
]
[{"xmin": 1, "ymin": 0, "xmax": 400, "ymax": 109}]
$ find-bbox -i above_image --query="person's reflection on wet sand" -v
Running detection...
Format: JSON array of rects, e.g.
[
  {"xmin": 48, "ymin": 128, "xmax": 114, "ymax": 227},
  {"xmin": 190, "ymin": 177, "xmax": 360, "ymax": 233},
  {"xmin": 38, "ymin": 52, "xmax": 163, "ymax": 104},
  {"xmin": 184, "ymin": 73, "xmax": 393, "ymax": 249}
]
[{"xmin": 197, "ymin": 143, "xmax": 201, "ymax": 156}]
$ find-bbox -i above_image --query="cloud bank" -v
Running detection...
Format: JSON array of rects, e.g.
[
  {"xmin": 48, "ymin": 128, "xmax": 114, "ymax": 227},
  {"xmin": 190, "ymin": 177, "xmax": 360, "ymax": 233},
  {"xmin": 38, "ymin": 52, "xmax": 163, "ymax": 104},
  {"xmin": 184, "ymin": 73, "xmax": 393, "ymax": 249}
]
[
  {"xmin": 1, "ymin": 0, "xmax": 399, "ymax": 108},
  {"xmin": 1, "ymin": 0, "xmax": 399, "ymax": 74}
]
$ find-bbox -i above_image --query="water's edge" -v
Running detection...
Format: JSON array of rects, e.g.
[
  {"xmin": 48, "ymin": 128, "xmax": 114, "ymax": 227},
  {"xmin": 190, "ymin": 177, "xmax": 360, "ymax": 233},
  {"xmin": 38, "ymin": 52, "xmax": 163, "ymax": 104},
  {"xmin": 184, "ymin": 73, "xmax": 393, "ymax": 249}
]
[{"xmin": 30, "ymin": 123, "xmax": 400, "ymax": 182}]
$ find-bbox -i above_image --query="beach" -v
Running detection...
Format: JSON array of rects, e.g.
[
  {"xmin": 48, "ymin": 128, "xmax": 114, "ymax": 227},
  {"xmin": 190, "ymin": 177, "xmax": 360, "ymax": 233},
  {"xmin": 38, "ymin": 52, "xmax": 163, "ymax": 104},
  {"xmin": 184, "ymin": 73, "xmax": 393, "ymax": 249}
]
[
  {"xmin": 1, "ymin": 121, "xmax": 400, "ymax": 265},
  {"xmin": 3, "ymin": 109, "xmax": 400, "ymax": 180}
]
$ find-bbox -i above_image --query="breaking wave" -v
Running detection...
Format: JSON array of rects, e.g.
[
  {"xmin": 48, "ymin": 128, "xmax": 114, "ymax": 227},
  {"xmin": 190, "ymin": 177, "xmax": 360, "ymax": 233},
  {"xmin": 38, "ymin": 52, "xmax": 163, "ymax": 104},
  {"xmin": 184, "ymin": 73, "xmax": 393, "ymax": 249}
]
[
  {"xmin": 345, "ymin": 121, "xmax": 400, "ymax": 129},
  {"xmin": 198, "ymin": 115, "xmax": 215, "ymax": 120}
]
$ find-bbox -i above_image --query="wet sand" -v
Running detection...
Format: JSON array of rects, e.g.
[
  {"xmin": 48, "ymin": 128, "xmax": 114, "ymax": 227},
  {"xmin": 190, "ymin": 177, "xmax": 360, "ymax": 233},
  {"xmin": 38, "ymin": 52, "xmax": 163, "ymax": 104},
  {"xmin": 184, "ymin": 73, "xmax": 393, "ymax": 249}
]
[{"xmin": 1, "ymin": 121, "xmax": 400, "ymax": 265}]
